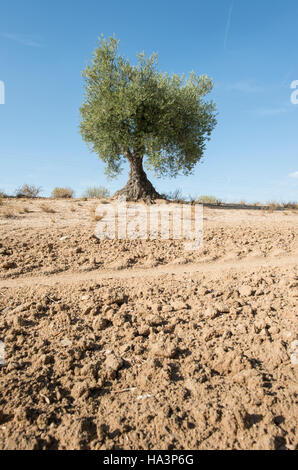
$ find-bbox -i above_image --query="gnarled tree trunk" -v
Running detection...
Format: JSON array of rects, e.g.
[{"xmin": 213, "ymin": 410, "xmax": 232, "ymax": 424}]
[{"xmin": 115, "ymin": 155, "xmax": 161, "ymax": 201}]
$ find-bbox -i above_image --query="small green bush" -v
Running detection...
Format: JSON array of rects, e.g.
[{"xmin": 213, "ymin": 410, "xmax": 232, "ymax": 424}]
[
  {"xmin": 83, "ymin": 186, "xmax": 110, "ymax": 199},
  {"xmin": 15, "ymin": 184, "xmax": 42, "ymax": 198},
  {"xmin": 52, "ymin": 187, "xmax": 74, "ymax": 199},
  {"xmin": 197, "ymin": 195, "xmax": 222, "ymax": 204}
]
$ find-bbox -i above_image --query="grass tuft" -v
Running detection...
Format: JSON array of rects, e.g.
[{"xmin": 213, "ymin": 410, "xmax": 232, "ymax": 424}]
[
  {"xmin": 52, "ymin": 187, "xmax": 74, "ymax": 199},
  {"xmin": 83, "ymin": 186, "xmax": 110, "ymax": 199},
  {"xmin": 197, "ymin": 195, "xmax": 222, "ymax": 204},
  {"xmin": 40, "ymin": 203, "xmax": 56, "ymax": 213}
]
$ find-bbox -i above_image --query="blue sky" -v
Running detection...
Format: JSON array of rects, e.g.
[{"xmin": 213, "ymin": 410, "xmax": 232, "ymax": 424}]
[{"xmin": 0, "ymin": 0, "xmax": 297, "ymax": 202}]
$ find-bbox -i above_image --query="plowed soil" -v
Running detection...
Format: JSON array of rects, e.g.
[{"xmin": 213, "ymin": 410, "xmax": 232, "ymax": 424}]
[{"xmin": 0, "ymin": 198, "xmax": 297, "ymax": 450}]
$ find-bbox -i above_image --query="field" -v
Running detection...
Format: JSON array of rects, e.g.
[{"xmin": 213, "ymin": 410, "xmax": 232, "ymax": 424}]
[{"xmin": 0, "ymin": 198, "xmax": 297, "ymax": 450}]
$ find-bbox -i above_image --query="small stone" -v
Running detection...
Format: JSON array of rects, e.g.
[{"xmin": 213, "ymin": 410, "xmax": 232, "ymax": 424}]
[
  {"xmin": 105, "ymin": 353, "xmax": 124, "ymax": 379},
  {"xmin": 171, "ymin": 300, "xmax": 188, "ymax": 311},
  {"xmin": 269, "ymin": 326, "xmax": 279, "ymax": 335},
  {"xmin": 6, "ymin": 361, "xmax": 20, "ymax": 372},
  {"xmin": 150, "ymin": 341, "xmax": 177, "ymax": 359},
  {"xmin": 136, "ymin": 393, "xmax": 152, "ymax": 400},
  {"xmin": 83, "ymin": 305, "xmax": 93, "ymax": 315},
  {"xmin": 105, "ymin": 353, "xmax": 123, "ymax": 371},
  {"xmin": 147, "ymin": 314, "xmax": 163, "ymax": 326},
  {"xmin": 1, "ymin": 307, "xmax": 11, "ymax": 314},
  {"xmin": 172, "ymin": 257, "xmax": 187, "ymax": 265},
  {"xmin": 60, "ymin": 338, "xmax": 72, "ymax": 347},
  {"xmin": 71, "ymin": 382, "xmax": 89, "ymax": 399},
  {"xmin": 138, "ymin": 325, "xmax": 150, "ymax": 337},
  {"xmin": 93, "ymin": 316, "xmax": 110, "ymax": 331},
  {"xmin": 206, "ymin": 306, "xmax": 219, "ymax": 319},
  {"xmin": 216, "ymin": 303, "xmax": 230, "ymax": 314},
  {"xmin": 254, "ymin": 319, "xmax": 266, "ymax": 333},
  {"xmin": 1, "ymin": 262, "xmax": 17, "ymax": 270},
  {"xmin": 13, "ymin": 315, "xmax": 25, "ymax": 327},
  {"xmin": 161, "ymin": 305, "xmax": 173, "ymax": 313},
  {"xmin": 290, "ymin": 353, "xmax": 298, "ymax": 365},
  {"xmin": 151, "ymin": 303, "xmax": 162, "ymax": 314},
  {"xmin": 238, "ymin": 286, "xmax": 254, "ymax": 297}
]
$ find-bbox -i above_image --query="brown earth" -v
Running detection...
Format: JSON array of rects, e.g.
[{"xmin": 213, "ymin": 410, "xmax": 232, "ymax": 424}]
[{"xmin": 0, "ymin": 198, "xmax": 297, "ymax": 450}]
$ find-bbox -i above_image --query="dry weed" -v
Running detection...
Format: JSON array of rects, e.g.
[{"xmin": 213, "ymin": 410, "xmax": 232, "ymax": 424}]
[
  {"xmin": 40, "ymin": 203, "xmax": 56, "ymax": 214},
  {"xmin": 52, "ymin": 187, "xmax": 74, "ymax": 199},
  {"xmin": 1, "ymin": 206, "xmax": 16, "ymax": 218},
  {"xmin": 90, "ymin": 206, "xmax": 105, "ymax": 221}
]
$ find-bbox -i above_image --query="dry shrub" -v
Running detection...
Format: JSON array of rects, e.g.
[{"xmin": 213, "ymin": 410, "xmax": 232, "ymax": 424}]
[
  {"xmin": 267, "ymin": 201, "xmax": 281, "ymax": 213},
  {"xmin": 282, "ymin": 201, "xmax": 298, "ymax": 209},
  {"xmin": 40, "ymin": 203, "xmax": 56, "ymax": 213},
  {"xmin": 90, "ymin": 206, "xmax": 105, "ymax": 221},
  {"xmin": 52, "ymin": 187, "xmax": 74, "ymax": 199},
  {"xmin": 1, "ymin": 206, "xmax": 15, "ymax": 218},
  {"xmin": 15, "ymin": 184, "xmax": 42, "ymax": 198},
  {"xmin": 165, "ymin": 189, "xmax": 183, "ymax": 202},
  {"xmin": 83, "ymin": 186, "xmax": 110, "ymax": 199},
  {"xmin": 197, "ymin": 195, "xmax": 222, "ymax": 204},
  {"xmin": 17, "ymin": 205, "xmax": 30, "ymax": 214}
]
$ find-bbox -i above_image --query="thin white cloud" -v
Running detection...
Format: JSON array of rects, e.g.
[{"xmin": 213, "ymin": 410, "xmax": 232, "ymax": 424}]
[
  {"xmin": 224, "ymin": 2, "xmax": 234, "ymax": 50},
  {"xmin": 0, "ymin": 33, "xmax": 42, "ymax": 47},
  {"xmin": 289, "ymin": 171, "xmax": 298, "ymax": 178},
  {"xmin": 256, "ymin": 107, "xmax": 287, "ymax": 116},
  {"xmin": 227, "ymin": 80, "xmax": 264, "ymax": 93}
]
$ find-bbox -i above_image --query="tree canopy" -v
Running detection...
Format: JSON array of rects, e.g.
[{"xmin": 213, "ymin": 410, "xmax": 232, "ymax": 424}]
[{"xmin": 80, "ymin": 36, "xmax": 217, "ymax": 200}]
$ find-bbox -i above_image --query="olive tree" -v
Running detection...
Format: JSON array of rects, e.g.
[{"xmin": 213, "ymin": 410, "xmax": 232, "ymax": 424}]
[{"xmin": 80, "ymin": 36, "xmax": 217, "ymax": 201}]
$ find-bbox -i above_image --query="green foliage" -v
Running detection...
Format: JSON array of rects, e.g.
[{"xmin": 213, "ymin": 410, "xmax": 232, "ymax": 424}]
[
  {"xmin": 52, "ymin": 187, "xmax": 74, "ymax": 199},
  {"xmin": 197, "ymin": 195, "xmax": 222, "ymax": 204},
  {"xmin": 83, "ymin": 185, "xmax": 110, "ymax": 198},
  {"xmin": 80, "ymin": 36, "xmax": 217, "ymax": 179},
  {"xmin": 15, "ymin": 184, "xmax": 42, "ymax": 198}
]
